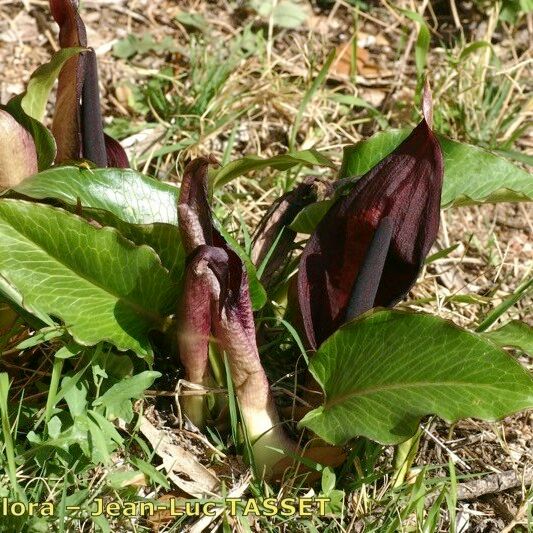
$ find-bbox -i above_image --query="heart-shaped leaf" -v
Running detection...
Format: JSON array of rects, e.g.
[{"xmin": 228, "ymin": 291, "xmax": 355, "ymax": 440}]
[
  {"xmin": 300, "ymin": 309, "xmax": 533, "ymax": 445},
  {"xmin": 0, "ymin": 199, "xmax": 176, "ymax": 358},
  {"xmin": 13, "ymin": 166, "xmax": 179, "ymax": 224}
]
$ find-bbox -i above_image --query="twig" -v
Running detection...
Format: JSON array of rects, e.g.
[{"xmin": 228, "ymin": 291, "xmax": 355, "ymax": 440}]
[
  {"xmin": 455, "ymin": 467, "xmax": 533, "ymax": 501},
  {"xmin": 427, "ymin": 466, "xmax": 533, "ymax": 506}
]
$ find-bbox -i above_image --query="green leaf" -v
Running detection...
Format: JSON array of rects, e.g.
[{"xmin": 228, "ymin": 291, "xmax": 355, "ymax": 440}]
[
  {"xmin": 13, "ymin": 166, "xmax": 180, "ymax": 224},
  {"xmin": 85, "ymin": 208, "xmax": 185, "ymax": 285},
  {"xmin": 213, "ymin": 149, "xmax": 335, "ymax": 188},
  {"xmin": 87, "ymin": 416, "xmax": 112, "ymax": 464},
  {"xmin": 13, "ymin": 325, "xmax": 65, "ymax": 349},
  {"xmin": 300, "ymin": 310, "xmax": 533, "ymax": 445},
  {"xmin": 476, "ymin": 279, "xmax": 532, "ymax": 332},
  {"xmin": 130, "ymin": 456, "xmax": 170, "ymax": 488},
  {"xmin": 289, "ymin": 199, "xmax": 334, "ymax": 234},
  {"xmin": 93, "ymin": 371, "xmax": 161, "ymax": 422},
  {"xmin": 3, "ymin": 96, "xmax": 56, "ymax": 171},
  {"xmin": 63, "ymin": 377, "xmax": 87, "ymax": 418},
  {"xmin": 438, "ymin": 136, "xmax": 533, "ymax": 206},
  {"xmin": 338, "ymin": 129, "xmax": 409, "ymax": 178},
  {"xmin": 0, "ymin": 200, "xmax": 176, "ymax": 358},
  {"xmin": 106, "ymin": 470, "xmax": 144, "ymax": 489},
  {"xmin": 21, "ymin": 47, "xmax": 85, "ymax": 121},
  {"xmin": 484, "ymin": 321, "xmax": 533, "ymax": 354},
  {"xmin": 88, "ymin": 410, "xmax": 123, "ymax": 447},
  {"xmin": 458, "ymin": 41, "xmax": 494, "ymax": 62},
  {"xmin": 94, "ymin": 350, "xmax": 134, "ymax": 380},
  {"xmin": 55, "ymin": 343, "xmax": 82, "ymax": 359},
  {"xmin": 339, "ymin": 129, "xmax": 533, "ymax": 207},
  {"xmin": 12, "ymin": 166, "xmax": 186, "ymax": 287}
]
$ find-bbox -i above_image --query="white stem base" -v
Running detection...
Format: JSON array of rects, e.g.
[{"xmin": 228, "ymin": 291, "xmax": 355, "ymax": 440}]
[{"xmin": 242, "ymin": 408, "xmax": 296, "ymax": 477}]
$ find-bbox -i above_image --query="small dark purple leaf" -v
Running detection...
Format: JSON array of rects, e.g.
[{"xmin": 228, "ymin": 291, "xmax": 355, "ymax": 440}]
[
  {"xmin": 104, "ymin": 134, "xmax": 130, "ymax": 168},
  {"xmin": 298, "ymin": 84, "xmax": 444, "ymax": 349}
]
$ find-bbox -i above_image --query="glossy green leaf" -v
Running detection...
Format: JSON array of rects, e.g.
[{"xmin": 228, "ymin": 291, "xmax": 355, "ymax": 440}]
[
  {"xmin": 12, "ymin": 166, "xmax": 185, "ymax": 284},
  {"xmin": 0, "ymin": 200, "xmax": 176, "ymax": 358},
  {"xmin": 85, "ymin": 208, "xmax": 185, "ymax": 285},
  {"xmin": 438, "ymin": 136, "xmax": 533, "ymax": 206},
  {"xmin": 484, "ymin": 321, "xmax": 533, "ymax": 354},
  {"xmin": 338, "ymin": 129, "xmax": 409, "ymax": 178},
  {"xmin": 339, "ymin": 129, "xmax": 533, "ymax": 207},
  {"xmin": 213, "ymin": 149, "xmax": 335, "ymax": 188},
  {"xmin": 14, "ymin": 166, "xmax": 180, "ymax": 224},
  {"xmin": 289, "ymin": 199, "xmax": 334, "ymax": 234},
  {"xmin": 300, "ymin": 310, "xmax": 533, "ymax": 445},
  {"xmin": 21, "ymin": 47, "xmax": 86, "ymax": 121}
]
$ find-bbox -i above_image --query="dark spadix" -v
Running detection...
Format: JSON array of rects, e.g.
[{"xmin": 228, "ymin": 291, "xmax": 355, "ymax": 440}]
[
  {"xmin": 177, "ymin": 158, "xmax": 295, "ymax": 474},
  {"xmin": 298, "ymin": 84, "xmax": 444, "ymax": 350},
  {"xmin": 49, "ymin": 0, "xmax": 128, "ymax": 167}
]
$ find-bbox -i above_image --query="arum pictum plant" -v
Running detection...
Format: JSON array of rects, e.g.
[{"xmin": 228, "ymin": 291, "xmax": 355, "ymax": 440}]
[
  {"xmin": 0, "ymin": 0, "xmax": 532, "ymax": 498},
  {"xmin": 177, "ymin": 158, "xmax": 296, "ymax": 474},
  {"xmin": 49, "ymin": 0, "xmax": 129, "ymax": 167},
  {"xmin": 297, "ymin": 84, "xmax": 443, "ymax": 349},
  {"xmin": 0, "ymin": 110, "xmax": 38, "ymax": 191}
]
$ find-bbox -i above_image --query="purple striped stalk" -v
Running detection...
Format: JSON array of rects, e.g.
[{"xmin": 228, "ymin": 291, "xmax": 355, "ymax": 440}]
[{"xmin": 177, "ymin": 158, "xmax": 295, "ymax": 474}]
